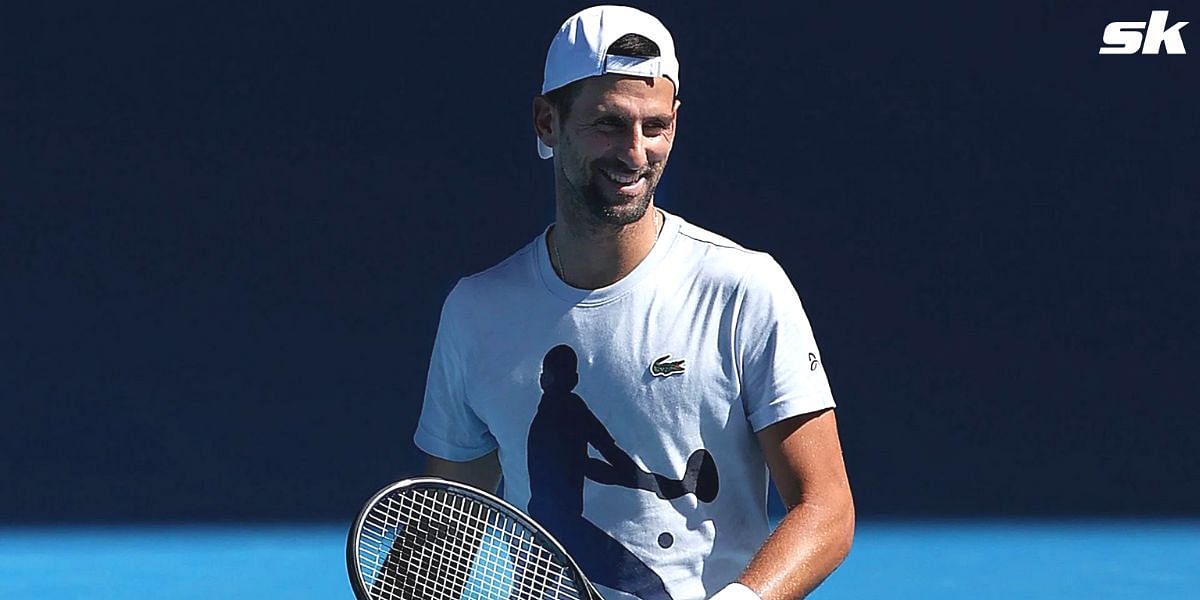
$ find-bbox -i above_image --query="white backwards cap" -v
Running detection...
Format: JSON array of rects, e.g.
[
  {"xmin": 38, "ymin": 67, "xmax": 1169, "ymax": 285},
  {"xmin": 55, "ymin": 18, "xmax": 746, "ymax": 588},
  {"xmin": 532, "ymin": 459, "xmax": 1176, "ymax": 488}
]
[{"xmin": 538, "ymin": 5, "xmax": 680, "ymax": 159}]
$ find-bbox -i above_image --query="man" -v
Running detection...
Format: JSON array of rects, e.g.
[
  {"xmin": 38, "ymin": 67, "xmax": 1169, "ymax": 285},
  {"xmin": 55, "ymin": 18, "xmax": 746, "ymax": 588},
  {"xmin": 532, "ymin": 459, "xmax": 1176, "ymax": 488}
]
[{"xmin": 414, "ymin": 6, "xmax": 853, "ymax": 600}]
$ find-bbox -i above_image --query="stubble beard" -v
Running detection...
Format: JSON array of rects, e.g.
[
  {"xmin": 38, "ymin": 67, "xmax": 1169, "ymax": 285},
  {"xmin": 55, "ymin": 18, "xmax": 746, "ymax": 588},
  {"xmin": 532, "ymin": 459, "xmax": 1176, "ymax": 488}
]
[
  {"xmin": 560, "ymin": 161, "xmax": 662, "ymax": 228},
  {"xmin": 583, "ymin": 176, "xmax": 656, "ymax": 226}
]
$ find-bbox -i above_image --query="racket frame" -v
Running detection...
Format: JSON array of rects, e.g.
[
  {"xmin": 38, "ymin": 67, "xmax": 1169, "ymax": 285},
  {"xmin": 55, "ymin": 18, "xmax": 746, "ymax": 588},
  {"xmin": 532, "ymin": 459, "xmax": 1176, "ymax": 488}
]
[{"xmin": 347, "ymin": 476, "xmax": 604, "ymax": 600}]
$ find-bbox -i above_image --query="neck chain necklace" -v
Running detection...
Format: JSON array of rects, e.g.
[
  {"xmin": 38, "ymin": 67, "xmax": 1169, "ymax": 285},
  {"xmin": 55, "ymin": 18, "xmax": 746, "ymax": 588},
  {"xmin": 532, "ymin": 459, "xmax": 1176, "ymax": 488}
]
[{"xmin": 553, "ymin": 209, "xmax": 662, "ymax": 285}]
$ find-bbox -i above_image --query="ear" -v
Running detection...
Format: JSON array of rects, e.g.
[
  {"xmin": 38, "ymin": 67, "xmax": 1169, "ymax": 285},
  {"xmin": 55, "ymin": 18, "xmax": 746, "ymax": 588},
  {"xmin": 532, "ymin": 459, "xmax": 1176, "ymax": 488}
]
[{"xmin": 532, "ymin": 95, "xmax": 558, "ymax": 152}]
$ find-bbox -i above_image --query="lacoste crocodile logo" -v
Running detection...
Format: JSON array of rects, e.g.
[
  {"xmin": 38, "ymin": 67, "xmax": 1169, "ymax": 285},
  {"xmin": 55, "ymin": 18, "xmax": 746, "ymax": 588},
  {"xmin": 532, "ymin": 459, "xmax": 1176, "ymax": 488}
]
[{"xmin": 650, "ymin": 355, "xmax": 686, "ymax": 377}]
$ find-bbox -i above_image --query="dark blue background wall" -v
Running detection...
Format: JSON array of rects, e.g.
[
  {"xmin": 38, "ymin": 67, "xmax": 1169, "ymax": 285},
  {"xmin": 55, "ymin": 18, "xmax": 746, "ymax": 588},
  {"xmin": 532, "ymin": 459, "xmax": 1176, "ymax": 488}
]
[{"xmin": 3, "ymin": 1, "xmax": 1197, "ymax": 521}]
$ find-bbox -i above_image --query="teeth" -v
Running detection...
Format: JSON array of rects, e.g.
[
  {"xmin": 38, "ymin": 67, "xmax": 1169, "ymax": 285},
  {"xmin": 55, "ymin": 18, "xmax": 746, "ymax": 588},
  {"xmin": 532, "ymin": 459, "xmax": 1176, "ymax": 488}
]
[{"xmin": 603, "ymin": 169, "xmax": 640, "ymax": 184}]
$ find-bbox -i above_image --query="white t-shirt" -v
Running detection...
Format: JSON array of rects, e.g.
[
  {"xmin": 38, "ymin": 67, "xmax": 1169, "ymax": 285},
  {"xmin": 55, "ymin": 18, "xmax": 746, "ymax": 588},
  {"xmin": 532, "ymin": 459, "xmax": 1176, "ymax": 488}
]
[{"xmin": 415, "ymin": 210, "xmax": 835, "ymax": 600}]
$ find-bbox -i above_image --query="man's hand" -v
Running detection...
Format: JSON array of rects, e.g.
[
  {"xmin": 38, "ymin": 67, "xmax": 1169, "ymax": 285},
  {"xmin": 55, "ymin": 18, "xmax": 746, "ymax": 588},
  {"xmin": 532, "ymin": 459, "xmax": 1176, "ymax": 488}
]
[{"xmin": 738, "ymin": 409, "xmax": 854, "ymax": 600}]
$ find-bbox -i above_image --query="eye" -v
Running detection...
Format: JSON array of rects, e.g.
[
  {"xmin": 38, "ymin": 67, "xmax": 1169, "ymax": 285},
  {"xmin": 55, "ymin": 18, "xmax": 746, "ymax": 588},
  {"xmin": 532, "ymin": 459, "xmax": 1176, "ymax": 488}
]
[
  {"xmin": 643, "ymin": 120, "xmax": 669, "ymax": 136},
  {"xmin": 595, "ymin": 117, "xmax": 624, "ymax": 130}
]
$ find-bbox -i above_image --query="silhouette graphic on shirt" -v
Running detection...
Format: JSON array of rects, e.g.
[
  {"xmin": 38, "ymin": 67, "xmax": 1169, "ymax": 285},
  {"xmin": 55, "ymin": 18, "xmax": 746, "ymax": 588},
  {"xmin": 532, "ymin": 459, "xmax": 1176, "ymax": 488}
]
[{"xmin": 526, "ymin": 344, "xmax": 720, "ymax": 600}]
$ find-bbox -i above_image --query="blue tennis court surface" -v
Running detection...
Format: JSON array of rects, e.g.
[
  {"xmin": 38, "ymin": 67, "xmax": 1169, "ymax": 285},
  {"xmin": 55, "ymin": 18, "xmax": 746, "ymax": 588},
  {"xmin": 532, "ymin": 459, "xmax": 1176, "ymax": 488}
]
[{"xmin": 2, "ymin": 520, "xmax": 1196, "ymax": 599}]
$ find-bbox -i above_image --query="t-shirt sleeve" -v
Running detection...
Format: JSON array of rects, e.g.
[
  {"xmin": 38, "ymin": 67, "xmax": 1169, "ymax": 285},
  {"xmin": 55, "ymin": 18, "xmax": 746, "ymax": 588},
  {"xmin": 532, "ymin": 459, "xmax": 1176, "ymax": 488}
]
[
  {"xmin": 413, "ymin": 283, "xmax": 498, "ymax": 461},
  {"xmin": 735, "ymin": 255, "xmax": 837, "ymax": 432}
]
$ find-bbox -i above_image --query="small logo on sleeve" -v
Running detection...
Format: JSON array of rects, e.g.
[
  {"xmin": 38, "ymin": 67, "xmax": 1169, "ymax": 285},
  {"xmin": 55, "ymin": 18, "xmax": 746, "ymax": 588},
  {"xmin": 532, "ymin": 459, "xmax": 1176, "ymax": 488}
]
[
  {"xmin": 650, "ymin": 355, "xmax": 686, "ymax": 377},
  {"xmin": 809, "ymin": 352, "xmax": 820, "ymax": 371}
]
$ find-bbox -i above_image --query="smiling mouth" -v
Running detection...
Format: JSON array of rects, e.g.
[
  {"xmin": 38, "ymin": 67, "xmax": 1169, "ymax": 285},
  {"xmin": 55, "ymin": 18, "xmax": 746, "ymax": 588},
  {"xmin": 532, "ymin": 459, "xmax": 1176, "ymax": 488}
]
[
  {"xmin": 598, "ymin": 168, "xmax": 648, "ymax": 195},
  {"xmin": 600, "ymin": 168, "xmax": 643, "ymax": 184}
]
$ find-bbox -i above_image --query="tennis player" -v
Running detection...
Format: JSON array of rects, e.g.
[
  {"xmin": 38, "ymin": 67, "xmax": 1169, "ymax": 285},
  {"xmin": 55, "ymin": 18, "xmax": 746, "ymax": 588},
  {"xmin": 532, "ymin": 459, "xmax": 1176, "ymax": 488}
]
[{"xmin": 415, "ymin": 6, "xmax": 853, "ymax": 600}]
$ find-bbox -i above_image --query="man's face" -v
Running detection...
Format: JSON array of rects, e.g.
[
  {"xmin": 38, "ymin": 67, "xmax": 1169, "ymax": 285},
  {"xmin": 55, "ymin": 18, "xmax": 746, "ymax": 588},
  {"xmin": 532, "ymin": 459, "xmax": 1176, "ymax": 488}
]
[{"xmin": 549, "ymin": 74, "xmax": 678, "ymax": 226}]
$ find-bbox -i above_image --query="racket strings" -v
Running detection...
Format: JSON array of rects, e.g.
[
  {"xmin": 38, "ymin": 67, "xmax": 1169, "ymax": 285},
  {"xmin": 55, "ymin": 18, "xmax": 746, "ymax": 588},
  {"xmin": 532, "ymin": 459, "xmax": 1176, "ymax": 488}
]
[{"xmin": 355, "ymin": 487, "xmax": 586, "ymax": 600}]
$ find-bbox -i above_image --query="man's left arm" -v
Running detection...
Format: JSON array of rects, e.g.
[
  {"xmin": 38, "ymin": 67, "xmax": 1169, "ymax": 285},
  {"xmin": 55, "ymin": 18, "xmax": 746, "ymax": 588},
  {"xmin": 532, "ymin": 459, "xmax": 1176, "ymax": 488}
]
[{"xmin": 734, "ymin": 408, "xmax": 854, "ymax": 600}]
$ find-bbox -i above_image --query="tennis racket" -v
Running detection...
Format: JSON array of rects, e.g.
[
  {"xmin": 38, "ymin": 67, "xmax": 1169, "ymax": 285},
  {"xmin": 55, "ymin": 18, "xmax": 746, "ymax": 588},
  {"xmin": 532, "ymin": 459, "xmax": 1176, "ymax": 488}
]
[{"xmin": 347, "ymin": 477, "xmax": 604, "ymax": 600}]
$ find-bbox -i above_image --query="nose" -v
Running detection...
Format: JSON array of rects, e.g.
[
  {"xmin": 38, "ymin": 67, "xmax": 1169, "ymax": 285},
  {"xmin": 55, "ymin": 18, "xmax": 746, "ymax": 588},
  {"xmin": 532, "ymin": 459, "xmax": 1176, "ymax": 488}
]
[{"xmin": 615, "ymin": 126, "xmax": 648, "ymax": 171}]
